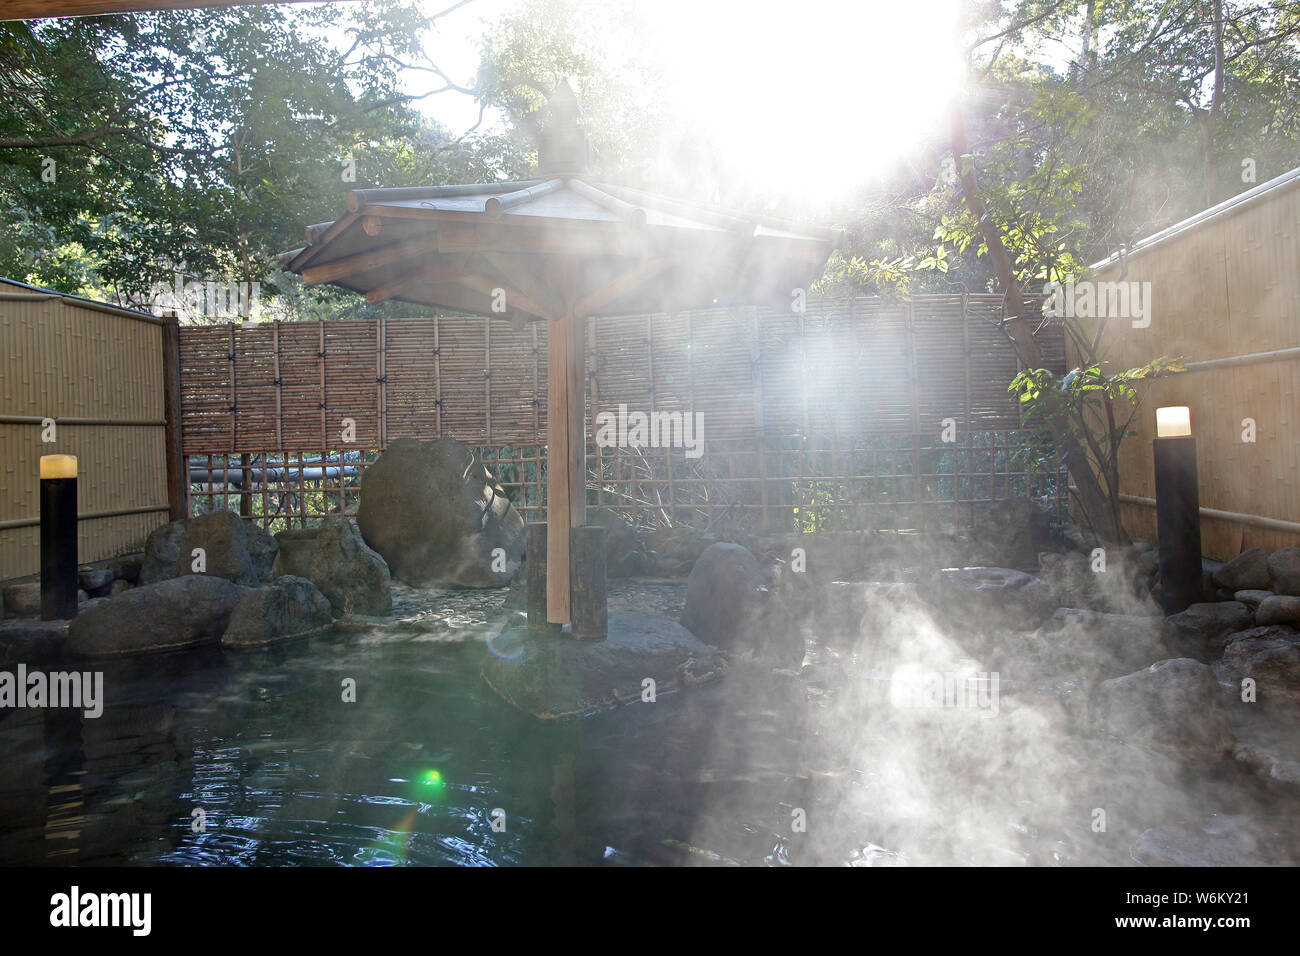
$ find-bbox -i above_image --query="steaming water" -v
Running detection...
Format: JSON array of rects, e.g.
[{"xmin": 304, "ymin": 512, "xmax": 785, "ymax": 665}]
[{"xmin": 0, "ymin": 587, "xmax": 1289, "ymax": 866}]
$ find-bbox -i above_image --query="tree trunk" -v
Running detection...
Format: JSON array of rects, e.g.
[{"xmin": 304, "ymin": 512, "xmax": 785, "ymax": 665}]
[{"xmin": 948, "ymin": 104, "xmax": 1124, "ymax": 543}]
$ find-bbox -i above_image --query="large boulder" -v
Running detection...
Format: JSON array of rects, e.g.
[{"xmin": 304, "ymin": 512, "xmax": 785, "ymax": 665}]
[
  {"xmin": 973, "ymin": 498, "xmax": 1054, "ymax": 569},
  {"xmin": 1088, "ymin": 658, "xmax": 1233, "ymax": 758},
  {"xmin": 679, "ymin": 542, "xmax": 801, "ymax": 666},
  {"xmin": 925, "ymin": 567, "xmax": 1056, "ymax": 632},
  {"xmin": 356, "ymin": 438, "xmax": 524, "ymax": 587},
  {"xmin": 67, "ymin": 575, "xmax": 248, "ymax": 657},
  {"xmin": 1268, "ymin": 547, "xmax": 1300, "ymax": 596},
  {"xmin": 1215, "ymin": 625, "xmax": 1300, "ymax": 710},
  {"xmin": 1213, "ymin": 546, "xmax": 1272, "ymax": 591},
  {"xmin": 308, "ymin": 516, "xmax": 391, "ymax": 617},
  {"xmin": 141, "ymin": 512, "xmax": 277, "ymax": 586},
  {"xmin": 139, "ymin": 518, "xmax": 190, "ymax": 585},
  {"xmin": 222, "ymin": 576, "xmax": 333, "ymax": 648},
  {"xmin": 174, "ymin": 509, "xmax": 257, "ymax": 584},
  {"xmin": 1162, "ymin": 601, "xmax": 1253, "ymax": 662}
]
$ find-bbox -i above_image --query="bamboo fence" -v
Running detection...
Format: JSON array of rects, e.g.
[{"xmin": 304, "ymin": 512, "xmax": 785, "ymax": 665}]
[
  {"xmin": 1082, "ymin": 169, "xmax": 1300, "ymax": 558},
  {"xmin": 179, "ymin": 294, "xmax": 1069, "ymax": 532}
]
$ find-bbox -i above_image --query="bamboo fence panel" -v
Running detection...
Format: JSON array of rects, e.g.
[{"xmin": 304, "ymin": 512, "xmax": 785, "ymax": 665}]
[
  {"xmin": 1084, "ymin": 176, "xmax": 1300, "ymax": 558},
  {"xmin": 0, "ymin": 293, "xmax": 169, "ymax": 579},
  {"xmin": 179, "ymin": 294, "xmax": 1067, "ymax": 533}
]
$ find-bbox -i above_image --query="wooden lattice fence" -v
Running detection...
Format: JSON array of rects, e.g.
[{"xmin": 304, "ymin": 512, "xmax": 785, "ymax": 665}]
[{"xmin": 179, "ymin": 294, "xmax": 1068, "ymax": 532}]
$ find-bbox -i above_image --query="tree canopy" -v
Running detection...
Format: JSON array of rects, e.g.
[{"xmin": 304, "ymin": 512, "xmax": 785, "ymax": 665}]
[{"xmin": 2, "ymin": 0, "xmax": 1297, "ymax": 318}]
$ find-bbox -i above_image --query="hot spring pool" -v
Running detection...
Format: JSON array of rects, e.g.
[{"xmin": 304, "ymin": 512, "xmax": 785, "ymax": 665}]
[{"xmin": 0, "ymin": 582, "xmax": 1285, "ymax": 867}]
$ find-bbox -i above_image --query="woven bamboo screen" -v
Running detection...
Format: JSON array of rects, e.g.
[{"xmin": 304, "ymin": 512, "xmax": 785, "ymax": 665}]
[
  {"xmin": 1083, "ymin": 174, "xmax": 1300, "ymax": 559},
  {"xmin": 179, "ymin": 294, "xmax": 1063, "ymax": 453},
  {"xmin": 0, "ymin": 291, "xmax": 170, "ymax": 580}
]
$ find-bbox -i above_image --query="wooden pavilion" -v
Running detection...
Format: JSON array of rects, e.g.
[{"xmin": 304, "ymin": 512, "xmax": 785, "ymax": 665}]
[{"xmin": 283, "ymin": 82, "xmax": 838, "ymax": 634}]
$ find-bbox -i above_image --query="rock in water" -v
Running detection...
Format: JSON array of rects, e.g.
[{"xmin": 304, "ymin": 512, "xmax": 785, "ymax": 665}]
[
  {"xmin": 222, "ymin": 576, "xmax": 333, "ymax": 648},
  {"xmin": 1088, "ymin": 658, "xmax": 1234, "ymax": 758},
  {"xmin": 67, "ymin": 576, "xmax": 248, "ymax": 657},
  {"xmin": 308, "ymin": 516, "xmax": 392, "ymax": 616},
  {"xmin": 481, "ymin": 611, "xmax": 726, "ymax": 720},
  {"xmin": 356, "ymin": 438, "xmax": 525, "ymax": 587},
  {"xmin": 1133, "ymin": 815, "xmax": 1300, "ymax": 866},
  {"xmin": 679, "ymin": 542, "xmax": 801, "ymax": 666}
]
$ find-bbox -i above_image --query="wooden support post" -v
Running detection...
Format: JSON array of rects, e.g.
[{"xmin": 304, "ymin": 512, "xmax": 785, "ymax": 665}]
[
  {"xmin": 526, "ymin": 522, "xmax": 559, "ymax": 634},
  {"xmin": 570, "ymin": 524, "xmax": 607, "ymax": 641},
  {"xmin": 546, "ymin": 305, "xmax": 587, "ymax": 624},
  {"xmin": 160, "ymin": 312, "xmax": 187, "ymax": 520}
]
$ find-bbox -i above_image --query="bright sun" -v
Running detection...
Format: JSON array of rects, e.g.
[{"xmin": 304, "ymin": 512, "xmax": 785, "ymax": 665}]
[{"xmin": 638, "ymin": 0, "xmax": 963, "ymax": 204}]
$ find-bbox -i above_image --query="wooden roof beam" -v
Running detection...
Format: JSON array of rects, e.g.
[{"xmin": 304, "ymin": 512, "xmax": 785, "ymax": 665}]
[
  {"xmin": 482, "ymin": 252, "xmax": 565, "ymax": 321},
  {"xmin": 574, "ymin": 257, "xmax": 674, "ymax": 317},
  {"xmin": 456, "ymin": 274, "xmax": 559, "ymax": 322},
  {"xmin": 300, "ymin": 236, "xmax": 441, "ymax": 286}
]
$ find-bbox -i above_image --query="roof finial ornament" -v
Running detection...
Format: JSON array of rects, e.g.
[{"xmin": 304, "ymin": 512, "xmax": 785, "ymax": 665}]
[{"xmin": 537, "ymin": 78, "xmax": 592, "ymax": 178}]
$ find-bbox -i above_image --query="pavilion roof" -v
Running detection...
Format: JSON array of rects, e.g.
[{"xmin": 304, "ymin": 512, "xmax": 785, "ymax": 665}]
[
  {"xmin": 280, "ymin": 177, "xmax": 839, "ymax": 321},
  {"xmin": 281, "ymin": 81, "xmax": 839, "ymax": 322}
]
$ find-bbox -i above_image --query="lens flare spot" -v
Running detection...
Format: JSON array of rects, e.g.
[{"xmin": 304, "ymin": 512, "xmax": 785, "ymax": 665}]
[{"xmin": 487, "ymin": 628, "xmax": 526, "ymax": 660}]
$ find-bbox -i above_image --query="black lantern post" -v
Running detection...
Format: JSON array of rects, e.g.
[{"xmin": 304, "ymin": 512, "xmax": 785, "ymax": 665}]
[
  {"xmin": 1153, "ymin": 406, "xmax": 1202, "ymax": 614},
  {"xmin": 40, "ymin": 454, "xmax": 78, "ymax": 620}
]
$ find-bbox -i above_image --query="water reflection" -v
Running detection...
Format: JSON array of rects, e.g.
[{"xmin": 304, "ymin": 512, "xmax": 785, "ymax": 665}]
[{"xmin": 1, "ymin": 603, "xmax": 1258, "ymax": 867}]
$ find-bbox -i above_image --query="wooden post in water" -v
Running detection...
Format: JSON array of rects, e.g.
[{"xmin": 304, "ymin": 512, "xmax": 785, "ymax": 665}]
[
  {"xmin": 527, "ymin": 522, "xmax": 560, "ymax": 634},
  {"xmin": 570, "ymin": 524, "xmax": 607, "ymax": 641}
]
